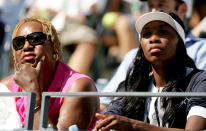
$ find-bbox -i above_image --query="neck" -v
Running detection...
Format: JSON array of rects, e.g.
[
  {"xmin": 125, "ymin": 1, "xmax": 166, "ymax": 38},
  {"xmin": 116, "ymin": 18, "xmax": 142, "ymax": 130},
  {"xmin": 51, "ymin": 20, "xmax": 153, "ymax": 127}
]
[{"xmin": 152, "ymin": 64, "xmax": 167, "ymax": 88}]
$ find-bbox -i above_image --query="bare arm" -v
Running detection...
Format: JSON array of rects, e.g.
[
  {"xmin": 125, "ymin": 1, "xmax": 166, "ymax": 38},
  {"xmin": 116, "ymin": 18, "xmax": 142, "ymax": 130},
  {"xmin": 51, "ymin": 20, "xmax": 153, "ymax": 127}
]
[
  {"xmin": 94, "ymin": 114, "xmax": 206, "ymax": 131},
  {"xmin": 185, "ymin": 116, "xmax": 206, "ymax": 130},
  {"xmin": 57, "ymin": 78, "xmax": 99, "ymax": 130}
]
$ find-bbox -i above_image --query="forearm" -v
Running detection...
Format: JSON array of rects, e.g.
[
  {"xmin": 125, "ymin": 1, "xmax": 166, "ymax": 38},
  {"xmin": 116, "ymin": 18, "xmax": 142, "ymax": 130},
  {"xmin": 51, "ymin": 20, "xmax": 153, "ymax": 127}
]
[
  {"xmin": 33, "ymin": 109, "xmax": 41, "ymax": 130},
  {"xmin": 33, "ymin": 109, "xmax": 57, "ymax": 130},
  {"xmin": 27, "ymin": 82, "xmax": 42, "ymax": 106},
  {"xmin": 131, "ymin": 120, "xmax": 185, "ymax": 131},
  {"xmin": 95, "ymin": 114, "xmax": 188, "ymax": 131}
]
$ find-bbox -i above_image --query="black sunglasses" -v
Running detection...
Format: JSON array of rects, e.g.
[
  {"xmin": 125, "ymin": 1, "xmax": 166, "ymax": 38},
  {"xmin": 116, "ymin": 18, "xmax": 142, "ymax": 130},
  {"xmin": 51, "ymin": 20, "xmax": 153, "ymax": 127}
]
[{"xmin": 12, "ymin": 32, "xmax": 50, "ymax": 51}]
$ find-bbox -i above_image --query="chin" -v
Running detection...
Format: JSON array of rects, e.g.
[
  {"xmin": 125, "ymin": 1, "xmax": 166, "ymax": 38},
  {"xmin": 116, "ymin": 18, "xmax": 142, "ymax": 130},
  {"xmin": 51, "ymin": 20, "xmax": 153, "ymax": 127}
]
[
  {"xmin": 148, "ymin": 56, "xmax": 160, "ymax": 62},
  {"xmin": 149, "ymin": 58, "xmax": 163, "ymax": 65},
  {"xmin": 22, "ymin": 60, "xmax": 36, "ymax": 68}
]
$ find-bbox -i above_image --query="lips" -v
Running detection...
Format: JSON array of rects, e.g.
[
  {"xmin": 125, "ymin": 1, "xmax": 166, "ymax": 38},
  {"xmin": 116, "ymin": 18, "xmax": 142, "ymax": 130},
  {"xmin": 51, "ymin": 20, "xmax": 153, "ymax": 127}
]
[
  {"xmin": 149, "ymin": 46, "xmax": 163, "ymax": 54},
  {"xmin": 23, "ymin": 53, "xmax": 36, "ymax": 62},
  {"xmin": 150, "ymin": 48, "xmax": 161, "ymax": 53}
]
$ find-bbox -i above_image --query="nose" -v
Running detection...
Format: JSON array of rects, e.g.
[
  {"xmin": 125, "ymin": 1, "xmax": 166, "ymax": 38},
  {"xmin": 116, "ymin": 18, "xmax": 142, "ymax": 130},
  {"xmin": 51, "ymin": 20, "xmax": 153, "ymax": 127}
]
[
  {"xmin": 149, "ymin": 34, "xmax": 161, "ymax": 44},
  {"xmin": 23, "ymin": 40, "xmax": 34, "ymax": 51}
]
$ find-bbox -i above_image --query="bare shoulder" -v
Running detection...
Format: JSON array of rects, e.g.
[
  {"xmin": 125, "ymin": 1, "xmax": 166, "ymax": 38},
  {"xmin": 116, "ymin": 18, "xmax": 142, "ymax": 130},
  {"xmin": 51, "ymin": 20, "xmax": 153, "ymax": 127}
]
[
  {"xmin": 0, "ymin": 75, "xmax": 13, "ymax": 89},
  {"xmin": 69, "ymin": 77, "xmax": 97, "ymax": 92}
]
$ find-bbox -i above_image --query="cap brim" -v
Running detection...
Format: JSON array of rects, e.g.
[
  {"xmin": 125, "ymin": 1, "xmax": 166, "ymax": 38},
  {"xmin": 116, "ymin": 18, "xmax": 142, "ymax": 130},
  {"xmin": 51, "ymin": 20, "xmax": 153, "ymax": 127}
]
[{"xmin": 135, "ymin": 12, "xmax": 185, "ymax": 42}]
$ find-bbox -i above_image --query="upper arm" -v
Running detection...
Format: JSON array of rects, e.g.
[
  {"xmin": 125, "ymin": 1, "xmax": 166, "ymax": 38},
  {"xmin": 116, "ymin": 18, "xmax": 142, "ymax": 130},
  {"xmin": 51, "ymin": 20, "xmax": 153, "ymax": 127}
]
[
  {"xmin": 185, "ymin": 71, "xmax": 206, "ymax": 130},
  {"xmin": 57, "ymin": 78, "xmax": 99, "ymax": 130},
  {"xmin": 187, "ymin": 71, "xmax": 206, "ymax": 110},
  {"xmin": 185, "ymin": 116, "xmax": 206, "ymax": 130},
  {"xmin": 0, "ymin": 75, "xmax": 13, "ymax": 89}
]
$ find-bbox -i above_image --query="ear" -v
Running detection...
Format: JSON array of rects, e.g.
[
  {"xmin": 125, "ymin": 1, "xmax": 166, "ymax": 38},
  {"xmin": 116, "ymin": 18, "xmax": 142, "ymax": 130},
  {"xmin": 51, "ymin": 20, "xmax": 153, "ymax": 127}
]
[{"xmin": 177, "ymin": 2, "xmax": 187, "ymax": 20}]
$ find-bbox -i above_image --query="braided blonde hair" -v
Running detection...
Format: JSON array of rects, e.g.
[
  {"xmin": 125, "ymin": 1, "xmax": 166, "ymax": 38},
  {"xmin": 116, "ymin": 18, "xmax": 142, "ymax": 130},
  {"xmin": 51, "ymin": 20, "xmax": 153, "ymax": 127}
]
[{"xmin": 12, "ymin": 16, "xmax": 62, "ymax": 68}]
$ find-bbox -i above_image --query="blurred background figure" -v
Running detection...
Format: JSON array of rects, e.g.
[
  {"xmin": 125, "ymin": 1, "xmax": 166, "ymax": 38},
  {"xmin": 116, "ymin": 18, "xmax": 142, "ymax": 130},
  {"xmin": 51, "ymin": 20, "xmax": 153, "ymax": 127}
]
[
  {"xmin": 96, "ymin": 0, "xmax": 141, "ymax": 69},
  {"xmin": 94, "ymin": 0, "xmax": 146, "ymax": 92},
  {"xmin": 0, "ymin": 10, "xmax": 5, "ymax": 51},
  {"xmin": 27, "ymin": 0, "xmax": 98, "ymax": 80},
  {"xmin": 0, "ymin": 0, "xmax": 29, "ymax": 79},
  {"xmin": 190, "ymin": 0, "xmax": 206, "ymax": 38}
]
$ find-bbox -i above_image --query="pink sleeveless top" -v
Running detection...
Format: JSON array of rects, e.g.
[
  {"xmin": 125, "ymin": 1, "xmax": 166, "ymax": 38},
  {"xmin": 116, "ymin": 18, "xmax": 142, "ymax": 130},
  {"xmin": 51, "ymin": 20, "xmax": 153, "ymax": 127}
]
[{"xmin": 10, "ymin": 62, "xmax": 98, "ymax": 129}]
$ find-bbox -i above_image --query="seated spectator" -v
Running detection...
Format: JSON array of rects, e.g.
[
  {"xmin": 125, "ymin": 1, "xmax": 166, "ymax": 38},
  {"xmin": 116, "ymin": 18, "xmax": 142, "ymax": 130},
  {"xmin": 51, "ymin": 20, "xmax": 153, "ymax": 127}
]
[
  {"xmin": 95, "ymin": 11, "xmax": 206, "ymax": 131},
  {"xmin": 0, "ymin": 16, "xmax": 99, "ymax": 130},
  {"xmin": 99, "ymin": 0, "xmax": 206, "ymax": 111},
  {"xmin": 190, "ymin": 0, "xmax": 206, "ymax": 38}
]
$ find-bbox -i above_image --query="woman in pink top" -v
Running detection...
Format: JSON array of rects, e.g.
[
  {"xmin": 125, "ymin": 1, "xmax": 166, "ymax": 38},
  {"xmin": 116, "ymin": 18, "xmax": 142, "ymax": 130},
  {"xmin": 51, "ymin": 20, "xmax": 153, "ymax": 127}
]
[{"xmin": 0, "ymin": 16, "xmax": 99, "ymax": 130}]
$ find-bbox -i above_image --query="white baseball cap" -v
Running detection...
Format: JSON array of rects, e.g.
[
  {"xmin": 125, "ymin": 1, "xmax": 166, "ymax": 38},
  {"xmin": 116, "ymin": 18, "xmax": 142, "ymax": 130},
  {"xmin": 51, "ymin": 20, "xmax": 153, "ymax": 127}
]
[{"xmin": 135, "ymin": 11, "xmax": 185, "ymax": 42}]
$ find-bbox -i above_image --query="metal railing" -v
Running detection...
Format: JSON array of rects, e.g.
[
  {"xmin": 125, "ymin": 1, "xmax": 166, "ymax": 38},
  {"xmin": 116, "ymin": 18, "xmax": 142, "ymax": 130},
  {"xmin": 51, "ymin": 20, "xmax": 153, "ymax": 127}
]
[
  {"xmin": 0, "ymin": 92, "xmax": 36, "ymax": 130},
  {"xmin": 1, "ymin": 92, "xmax": 206, "ymax": 130},
  {"xmin": 39, "ymin": 92, "xmax": 206, "ymax": 130}
]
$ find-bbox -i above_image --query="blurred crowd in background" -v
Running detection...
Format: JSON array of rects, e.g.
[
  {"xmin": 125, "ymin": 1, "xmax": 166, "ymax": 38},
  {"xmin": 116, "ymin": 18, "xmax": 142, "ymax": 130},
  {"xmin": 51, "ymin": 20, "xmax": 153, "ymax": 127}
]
[{"xmin": 0, "ymin": 0, "xmax": 206, "ymax": 86}]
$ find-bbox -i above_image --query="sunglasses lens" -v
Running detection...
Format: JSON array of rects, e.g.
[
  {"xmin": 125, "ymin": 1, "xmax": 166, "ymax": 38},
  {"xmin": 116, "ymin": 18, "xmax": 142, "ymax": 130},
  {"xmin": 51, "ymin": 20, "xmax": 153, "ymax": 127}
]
[
  {"xmin": 12, "ymin": 32, "xmax": 48, "ymax": 51},
  {"xmin": 12, "ymin": 37, "xmax": 25, "ymax": 51},
  {"xmin": 27, "ymin": 32, "xmax": 47, "ymax": 46}
]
